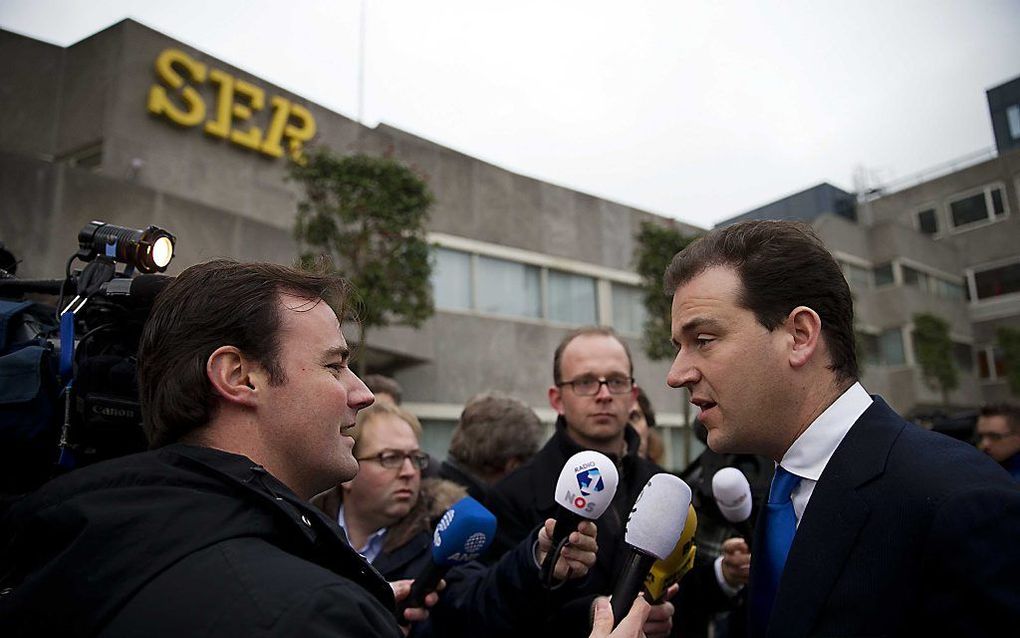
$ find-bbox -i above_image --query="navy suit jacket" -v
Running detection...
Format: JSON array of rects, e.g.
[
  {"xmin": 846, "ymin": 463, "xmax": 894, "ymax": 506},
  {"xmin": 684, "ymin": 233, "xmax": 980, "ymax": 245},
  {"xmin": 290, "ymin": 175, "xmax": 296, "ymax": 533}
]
[{"xmin": 749, "ymin": 396, "xmax": 1020, "ymax": 637}]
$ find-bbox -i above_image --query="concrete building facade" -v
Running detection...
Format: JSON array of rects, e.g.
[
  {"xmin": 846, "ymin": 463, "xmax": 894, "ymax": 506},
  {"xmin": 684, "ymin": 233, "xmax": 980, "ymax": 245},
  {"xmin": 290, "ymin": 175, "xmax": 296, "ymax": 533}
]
[
  {"xmin": 0, "ymin": 21, "xmax": 706, "ymax": 469},
  {"xmin": 717, "ymin": 77, "xmax": 1020, "ymax": 417}
]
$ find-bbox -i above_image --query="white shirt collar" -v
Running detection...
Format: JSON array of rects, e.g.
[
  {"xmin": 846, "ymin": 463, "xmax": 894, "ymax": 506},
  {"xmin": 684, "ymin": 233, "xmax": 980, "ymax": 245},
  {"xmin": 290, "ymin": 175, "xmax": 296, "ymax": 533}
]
[
  {"xmin": 780, "ymin": 382, "xmax": 872, "ymax": 481},
  {"xmin": 337, "ymin": 504, "xmax": 388, "ymax": 561}
]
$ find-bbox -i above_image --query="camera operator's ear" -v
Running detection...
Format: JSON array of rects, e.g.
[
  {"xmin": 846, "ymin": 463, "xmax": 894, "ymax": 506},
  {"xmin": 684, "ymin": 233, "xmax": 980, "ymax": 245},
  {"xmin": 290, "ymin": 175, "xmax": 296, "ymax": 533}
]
[{"xmin": 207, "ymin": 345, "xmax": 258, "ymax": 407}]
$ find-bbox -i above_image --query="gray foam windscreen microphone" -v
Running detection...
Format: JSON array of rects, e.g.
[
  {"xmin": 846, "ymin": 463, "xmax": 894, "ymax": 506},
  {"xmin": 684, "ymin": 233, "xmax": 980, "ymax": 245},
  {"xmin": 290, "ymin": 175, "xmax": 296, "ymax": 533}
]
[
  {"xmin": 712, "ymin": 467, "xmax": 753, "ymax": 524},
  {"xmin": 624, "ymin": 473, "xmax": 692, "ymax": 559}
]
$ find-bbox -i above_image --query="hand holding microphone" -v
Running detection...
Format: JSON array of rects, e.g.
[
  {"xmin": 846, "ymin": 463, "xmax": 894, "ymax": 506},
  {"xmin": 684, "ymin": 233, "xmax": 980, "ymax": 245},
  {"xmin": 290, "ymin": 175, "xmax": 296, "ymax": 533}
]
[
  {"xmin": 609, "ymin": 473, "xmax": 692, "ymax": 626},
  {"xmin": 395, "ymin": 496, "xmax": 497, "ymax": 624},
  {"xmin": 536, "ymin": 518, "xmax": 599, "ymax": 582},
  {"xmin": 540, "ymin": 450, "xmax": 619, "ymax": 587}
]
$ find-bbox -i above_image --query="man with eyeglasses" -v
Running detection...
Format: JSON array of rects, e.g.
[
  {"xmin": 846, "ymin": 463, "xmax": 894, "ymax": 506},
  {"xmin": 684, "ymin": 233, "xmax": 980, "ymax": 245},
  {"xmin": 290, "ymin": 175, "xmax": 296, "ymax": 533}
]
[
  {"xmin": 312, "ymin": 401, "xmax": 459, "ymax": 582},
  {"xmin": 976, "ymin": 403, "xmax": 1020, "ymax": 481},
  {"xmin": 486, "ymin": 327, "xmax": 677, "ymax": 638}
]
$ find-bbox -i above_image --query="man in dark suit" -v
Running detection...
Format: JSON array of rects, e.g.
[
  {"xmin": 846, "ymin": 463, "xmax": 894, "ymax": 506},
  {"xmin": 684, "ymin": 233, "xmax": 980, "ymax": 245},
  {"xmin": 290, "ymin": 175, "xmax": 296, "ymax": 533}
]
[{"xmin": 663, "ymin": 220, "xmax": 1020, "ymax": 637}]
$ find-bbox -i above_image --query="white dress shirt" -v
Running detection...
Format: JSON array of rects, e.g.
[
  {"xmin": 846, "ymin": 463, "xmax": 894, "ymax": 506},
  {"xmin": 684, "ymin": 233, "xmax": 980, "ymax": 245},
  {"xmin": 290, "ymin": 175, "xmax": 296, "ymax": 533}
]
[
  {"xmin": 337, "ymin": 504, "xmax": 388, "ymax": 563},
  {"xmin": 779, "ymin": 382, "xmax": 873, "ymax": 527}
]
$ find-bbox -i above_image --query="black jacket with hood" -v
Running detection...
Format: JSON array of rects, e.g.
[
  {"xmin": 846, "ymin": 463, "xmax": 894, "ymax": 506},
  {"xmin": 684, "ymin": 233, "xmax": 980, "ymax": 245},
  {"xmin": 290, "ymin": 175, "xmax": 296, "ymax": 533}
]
[{"xmin": 0, "ymin": 444, "xmax": 401, "ymax": 637}]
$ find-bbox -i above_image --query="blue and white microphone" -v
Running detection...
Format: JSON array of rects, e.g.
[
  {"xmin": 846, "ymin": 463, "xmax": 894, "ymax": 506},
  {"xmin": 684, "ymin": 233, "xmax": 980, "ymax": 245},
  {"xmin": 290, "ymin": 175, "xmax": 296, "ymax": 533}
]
[
  {"xmin": 540, "ymin": 450, "xmax": 619, "ymax": 585},
  {"xmin": 395, "ymin": 495, "xmax": 497, "ymax": 623}
]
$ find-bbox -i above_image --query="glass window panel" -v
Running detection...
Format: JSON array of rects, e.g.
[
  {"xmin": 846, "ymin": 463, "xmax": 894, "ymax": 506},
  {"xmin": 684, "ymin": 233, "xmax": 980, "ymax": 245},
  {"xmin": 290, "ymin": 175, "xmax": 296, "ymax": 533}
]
[
  {"xmin": 476, "ymin": 255, "xmax": 541, "ymax": 318},
  {"xmin": 991, "ymin": 188, "xmax": 1005, "ymax": 217},
  {"xmin": 432, "ymin": 248, "xmax": 472, "ymax": 310},
  {"xmin": 938, "ymin": 279, "xmax": 965, "ymax": 301},
  {"xmin": 1008, "ymin": 105, "xmax": 1020, "ymax": 140},
  {"xmin": 857, "ymin": 332, "xmax": 880, "ymax": 366},
  {"xmin": 916, "ymin": 208, "xmax": 938, "ymax": 235},
  {"xmin": 844, "ymin": 263, "xmax": 871, "ymax": 290},
  {"xmin": 993, "ymin": 348, "xmax": 1006, "ymax": 377},
  {"xmin": 548, "ymin": 270, "xmax": 597, "ymax": 324},
  {"xmin": 902, "ymin": 265, "xmax": 923, "ymax": 288},
  {"xmin": 978, "ymin": 349, "xmax": 991, "ymax": 379},
  {"xmin": 974, "ymin": 262, "xmax": 1020, "ymax": 300},
  {"xmin": 418, "ymin": 419, "xmax": 456, "ymax": 461},
  {"xmin": 878, "ymin": 328, "xmax": 905, "ymax": 366},
  {"xmin": 612, "ymin": 283, "xmax": 646, "ymax": 334},
  {"xmin": 949, "ymin": 192, "xmax": 989, "ymax": 227},
  {"xmin": 952, "ymin": 342, "xmax": 973, "ymax": 372},
  {"xmin": 873, "ymin": 263, "xmax": 895, "ymax": 287}
]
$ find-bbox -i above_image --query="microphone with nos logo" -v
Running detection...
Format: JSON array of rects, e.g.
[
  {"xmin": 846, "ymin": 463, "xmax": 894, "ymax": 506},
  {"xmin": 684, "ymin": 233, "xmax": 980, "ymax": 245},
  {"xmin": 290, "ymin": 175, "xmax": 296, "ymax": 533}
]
[
  {"xmin": 539, "ymin": 450, "xmax": 619, "ymax": 586},
  {"xmin": 395, "ymin": 496, "xmax": 497, "ymax": 624},
  {"xmin": 712, "ymin": 467, "xmax": 754, "ymax": 549},
  {"xmin": 610, "ymin": 473, "xmax": 692, "ymax": 625},
  {"xmin": 643, "ymin": 504, "xmax": 698, "ymax": 603}
]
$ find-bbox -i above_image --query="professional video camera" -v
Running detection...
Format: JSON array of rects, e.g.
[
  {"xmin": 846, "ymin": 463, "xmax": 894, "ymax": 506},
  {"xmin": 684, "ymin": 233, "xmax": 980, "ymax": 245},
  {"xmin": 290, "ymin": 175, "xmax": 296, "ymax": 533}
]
[{"xmin": 0, "ymin": 222, "xmax": 176, "ymax": 494}]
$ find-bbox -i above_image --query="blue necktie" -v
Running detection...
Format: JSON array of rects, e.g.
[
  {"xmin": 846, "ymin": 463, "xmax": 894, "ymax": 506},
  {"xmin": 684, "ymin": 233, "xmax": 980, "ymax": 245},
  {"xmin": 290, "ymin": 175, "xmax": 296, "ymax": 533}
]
[{"xmin": 751, "ymin": 465, "xmax": 802, "ymax": 634}]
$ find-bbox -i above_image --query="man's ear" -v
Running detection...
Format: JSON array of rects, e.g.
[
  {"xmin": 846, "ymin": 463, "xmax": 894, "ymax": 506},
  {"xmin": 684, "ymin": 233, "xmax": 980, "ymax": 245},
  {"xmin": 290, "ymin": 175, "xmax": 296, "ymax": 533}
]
[
  {"xmin": 548, "ymin": 385, "xmax": 565, "ymax": 415},
  {"xmin": 786, "ymin": 306, "xmax": 822, "ymax": 369},
  {"xmin": 207, "ymin": 345, "xmax": 259, "ymax": 407}
]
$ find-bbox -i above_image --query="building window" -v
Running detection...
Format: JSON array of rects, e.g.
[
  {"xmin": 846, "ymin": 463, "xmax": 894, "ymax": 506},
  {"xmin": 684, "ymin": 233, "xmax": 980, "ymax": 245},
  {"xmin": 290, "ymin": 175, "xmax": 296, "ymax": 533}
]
[
  {"xmin": 548, "ymin": 270, "xmax": 597, "ymax": 325},
  {"xmin": 878, "ymin": 328, "xmax": 906, "ymax": 366},
  {"xmin": 475, "ymin": 255, "xmax": 541, "ymax": 318},
  {"xmin": 432, "ymin": 248, "xmax": 472, "ymax": 310},
  {"xmin": 612, "ymin": 283, "xmax": 646, "ymax": 334},
  {"xmin": 916, "ymin": 208, "xmax": 938, "ymax": 235},
  {"xmin": 1008, "ymin": 105, "xmax": 1020, "ymax": 140},
  {"xmin": 948, "ymin": 185, "xmax": 1007, "ymax": 229},
  {"xmin": 978, "ymin": 347, "xmax": 1007, "ymax": 381},
  {"xmin": 873, "ymin": 262, "xmax": 895, "ymax": 287},
  {"xmin": 857, "ymin": 332, "xmax": 880, "ymax": 366},
  {"xmin": 973, "ymin": 261, "xmax": 1020, "ymax": 301},
  {"xmin": 842, "ymin": 262, "xmax": 871, "ymax": 290},
  {"xmin": 953, "ymin": 342, "xmax": 974, "ymax": 373}
]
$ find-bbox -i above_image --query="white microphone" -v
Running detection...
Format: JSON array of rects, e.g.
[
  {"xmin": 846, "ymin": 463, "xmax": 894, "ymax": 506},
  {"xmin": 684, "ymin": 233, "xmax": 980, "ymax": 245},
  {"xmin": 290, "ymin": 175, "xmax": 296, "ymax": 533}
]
[
  {"xmin": 712, "ymin": 467, "xmax": 754, "ymax": 546},
  {"xmin": 539, "ymin": 450, "xmax": 619, "ymax": 585},
  {"xmin": 610, "ymin": 473, "xmax": 692, "ymax": 624}
]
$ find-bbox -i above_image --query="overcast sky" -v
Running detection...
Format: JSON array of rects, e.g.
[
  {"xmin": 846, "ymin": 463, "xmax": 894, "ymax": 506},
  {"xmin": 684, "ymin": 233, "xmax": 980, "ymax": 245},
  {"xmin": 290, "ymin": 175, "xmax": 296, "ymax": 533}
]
[{"xmin": 3, "ymin": 0, "xmax": 1019, "ymax": 229}]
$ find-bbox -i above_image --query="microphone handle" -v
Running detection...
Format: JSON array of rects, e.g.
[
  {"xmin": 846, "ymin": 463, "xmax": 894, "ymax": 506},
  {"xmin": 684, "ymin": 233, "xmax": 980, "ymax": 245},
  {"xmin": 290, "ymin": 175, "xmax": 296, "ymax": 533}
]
[
  {"xmin": 395, "ymin": 561, "xmax": 449, "ymax": 625},
  {"xmin": 611, "ymin": 550, "xmax": 657, "ymax": 627},
  {"xmin": 736, "ymin": 520, "xmax": 754, "ymax": 552},
  {"xmin": 539, "ymin": 509, "xmax": 584, "ymax": 586}
]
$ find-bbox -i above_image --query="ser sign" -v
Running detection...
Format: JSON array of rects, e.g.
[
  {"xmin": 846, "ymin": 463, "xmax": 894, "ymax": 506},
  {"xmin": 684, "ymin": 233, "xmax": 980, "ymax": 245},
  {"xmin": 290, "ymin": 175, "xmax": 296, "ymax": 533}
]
[{"xmin": 146, "ymin": 48, "xmax": 316, "ymax": 162}]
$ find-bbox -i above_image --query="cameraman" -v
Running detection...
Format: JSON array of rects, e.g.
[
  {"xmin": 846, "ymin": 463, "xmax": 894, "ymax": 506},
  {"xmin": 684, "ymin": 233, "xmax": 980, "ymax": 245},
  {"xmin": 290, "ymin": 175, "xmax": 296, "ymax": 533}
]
[{"xmin": 0, "ymin": 259, "xmax": 649, "ymax": 637}]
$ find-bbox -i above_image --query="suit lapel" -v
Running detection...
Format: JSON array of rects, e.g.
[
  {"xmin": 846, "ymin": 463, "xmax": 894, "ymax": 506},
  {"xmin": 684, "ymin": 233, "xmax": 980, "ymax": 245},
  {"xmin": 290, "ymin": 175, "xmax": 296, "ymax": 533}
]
[{"xmin": 765, "ymin": 398, "xmax": 904, "ymax": 638}]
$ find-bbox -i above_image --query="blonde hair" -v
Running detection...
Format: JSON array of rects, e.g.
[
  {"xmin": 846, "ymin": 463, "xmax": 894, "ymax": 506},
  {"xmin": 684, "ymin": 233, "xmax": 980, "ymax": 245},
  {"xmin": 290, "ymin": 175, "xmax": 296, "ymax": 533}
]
[{"xmin": 350, "ymin": 401, "xmax": 422, "ymax": 456}]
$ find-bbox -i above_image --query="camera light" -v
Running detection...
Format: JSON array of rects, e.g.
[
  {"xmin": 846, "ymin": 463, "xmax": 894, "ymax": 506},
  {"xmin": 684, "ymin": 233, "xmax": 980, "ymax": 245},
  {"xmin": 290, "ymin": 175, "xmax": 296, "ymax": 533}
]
[{"xmin": 77, "ymin": 221, "xmax": 176, "ymax": 274}]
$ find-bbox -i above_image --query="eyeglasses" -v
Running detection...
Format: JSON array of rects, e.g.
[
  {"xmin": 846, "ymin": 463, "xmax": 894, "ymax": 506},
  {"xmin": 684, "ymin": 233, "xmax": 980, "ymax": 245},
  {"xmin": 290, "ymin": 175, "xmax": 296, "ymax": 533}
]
[
  {"xmin": 356, "ymin": 450, "xmax": 430, "ymax": 470},
  {"xmin": 557, "ymin": 375, "xmax": 634, "ymax": 397},
  {"xmin": 976, "ymin": 432, "xmax": 1016, "ymax": 443}
]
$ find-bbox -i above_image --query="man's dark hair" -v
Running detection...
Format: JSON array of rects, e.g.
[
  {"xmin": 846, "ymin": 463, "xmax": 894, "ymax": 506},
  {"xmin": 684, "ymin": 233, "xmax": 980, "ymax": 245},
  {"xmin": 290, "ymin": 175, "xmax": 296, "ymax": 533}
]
[
  {"xmin": 138, "ymin": 259, "xmax": 352, "ymax": 448},
  {"xmin": 448, "ymin": 392, "xmax": 543, "ymax": 476},
  {"xmin": 980, "ymin": 403, "xmax": 1020, "ymax": 432},
  {"xmin": 634, "ymin": 386, "xmax": 657, "ymax": 429},
  {"xmin": 362, "ymin": 374, "xmax": 403, "ymax": 405},
  {"xmin": 663, "ymin": 220, "xmax": 858, "ymax": 382},
  {"xmin": 552, "ymin": 326, "xmax": 634, "ymax": 385}
]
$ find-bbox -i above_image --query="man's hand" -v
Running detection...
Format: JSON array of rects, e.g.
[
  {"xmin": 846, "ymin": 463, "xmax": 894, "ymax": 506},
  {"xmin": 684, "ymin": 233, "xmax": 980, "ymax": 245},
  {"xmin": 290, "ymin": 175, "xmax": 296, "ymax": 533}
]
[
  {"xmin": 535, "ymin": 518, "xmax": 598, "ymax": 581},
  {"xmin": 590, "ymin": 595, "xmax": 651, "ymax": 638},
  {"xmin": 720, "ymin": 537, "xmax": 751, "ymax": 587},
  {"xmin": 390, "ymin": 578, "xmax": 443, "ymax": 634},
  {"xmin": 642, "ymin": 582, "xmax": 677, "ymax": 638}
]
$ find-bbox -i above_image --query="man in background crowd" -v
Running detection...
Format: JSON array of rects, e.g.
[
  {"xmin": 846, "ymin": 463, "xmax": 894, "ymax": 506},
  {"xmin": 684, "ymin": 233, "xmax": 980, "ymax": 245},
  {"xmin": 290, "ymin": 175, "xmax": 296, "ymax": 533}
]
[
  {"xmin": 486, "ymin": 327, "xmax": 676, "ymax": 638},
  {"xmin": 975, "ymin": 403, "xmax": 1020, "ymax": 481},
  {"xmin": 439, "ymin": 391, "xmax": 544, "ymax": 502}
]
